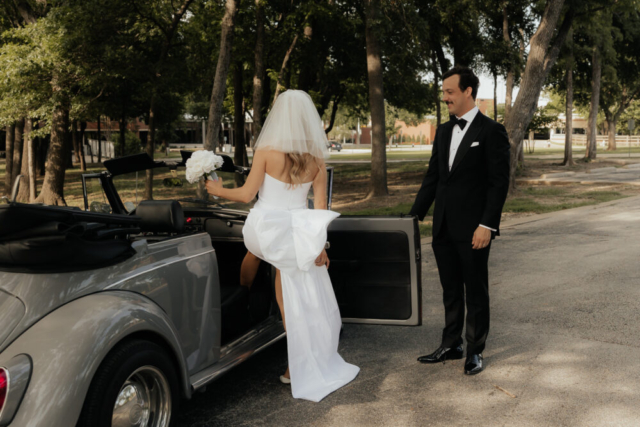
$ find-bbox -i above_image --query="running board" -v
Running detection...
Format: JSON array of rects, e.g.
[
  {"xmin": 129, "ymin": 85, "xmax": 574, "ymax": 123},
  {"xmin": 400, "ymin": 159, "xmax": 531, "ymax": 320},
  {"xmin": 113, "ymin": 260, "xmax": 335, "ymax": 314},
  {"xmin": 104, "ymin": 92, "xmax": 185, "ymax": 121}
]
[{"xmin": 190, "ymin": 320, "xmax": 285, "ymax": 391}]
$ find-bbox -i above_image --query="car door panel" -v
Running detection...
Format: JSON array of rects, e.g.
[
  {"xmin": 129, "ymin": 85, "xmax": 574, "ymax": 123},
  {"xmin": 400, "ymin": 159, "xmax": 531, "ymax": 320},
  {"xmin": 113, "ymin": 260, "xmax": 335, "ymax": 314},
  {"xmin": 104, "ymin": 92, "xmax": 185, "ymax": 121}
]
[{"xmin": 327, "ymin": 216, "xmax": 421, "ymax": 326}]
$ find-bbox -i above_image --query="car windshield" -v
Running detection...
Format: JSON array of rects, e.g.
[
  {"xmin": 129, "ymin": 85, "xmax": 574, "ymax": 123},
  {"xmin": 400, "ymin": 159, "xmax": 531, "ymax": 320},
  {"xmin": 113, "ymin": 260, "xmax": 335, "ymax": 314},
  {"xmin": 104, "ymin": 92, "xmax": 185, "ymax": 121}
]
[{"xmin": 111, "ymin": 166, "xmax": 259, "ymax": 212}]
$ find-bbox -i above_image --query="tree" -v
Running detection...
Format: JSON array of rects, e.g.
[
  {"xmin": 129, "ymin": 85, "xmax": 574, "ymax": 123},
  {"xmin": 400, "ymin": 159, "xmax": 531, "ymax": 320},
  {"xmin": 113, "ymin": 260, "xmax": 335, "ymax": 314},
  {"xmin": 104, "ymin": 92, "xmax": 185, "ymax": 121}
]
[
  {"xmin": 206, "ymin": 0, "xmax": 239, "ymax": 152},
  {"xmin": 16, "ymin": 118, "xmax": 35, "ymax": 202},
  {"xmin": 133, "ymin": 0, "xmax": 196, "ymax": 200},
  {"xmin": 600, "ymin": 9, "xmax": 640, "ymax": 151},
  {"xmin": 363, "ymin": 0, "xmax": 387, "ymax": 197},
  {"xmin": 251, "ymin": 0, "xmax": 266, "ymax": 145},
  {"xmin": 563, "ymin": 33, "xmax": 575, "ymax": 165},
  {"xmin": 504, "ymin": 0, "xmax": 575, "ymax": 192}
]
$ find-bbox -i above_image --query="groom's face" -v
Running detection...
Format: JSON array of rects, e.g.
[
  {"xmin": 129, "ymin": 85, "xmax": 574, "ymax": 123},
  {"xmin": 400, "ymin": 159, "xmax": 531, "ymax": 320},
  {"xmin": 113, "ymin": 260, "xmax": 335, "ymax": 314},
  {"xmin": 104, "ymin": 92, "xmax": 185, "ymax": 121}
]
[{"xmin": 443, "ymin": 75, "xmax": 472, "ymax": 117}]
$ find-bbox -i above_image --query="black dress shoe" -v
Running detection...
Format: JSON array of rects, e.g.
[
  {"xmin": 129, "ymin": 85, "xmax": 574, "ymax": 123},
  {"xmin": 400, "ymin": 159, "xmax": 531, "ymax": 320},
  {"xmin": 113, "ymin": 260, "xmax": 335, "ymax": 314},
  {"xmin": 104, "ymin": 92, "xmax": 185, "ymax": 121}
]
[
  {"xmin": 464, "ymin": 353, "xmax": 484, "ymax": 375},
  {"xmin": 417, "ymin": 344, "xmax": 464, "ymax": 364}
]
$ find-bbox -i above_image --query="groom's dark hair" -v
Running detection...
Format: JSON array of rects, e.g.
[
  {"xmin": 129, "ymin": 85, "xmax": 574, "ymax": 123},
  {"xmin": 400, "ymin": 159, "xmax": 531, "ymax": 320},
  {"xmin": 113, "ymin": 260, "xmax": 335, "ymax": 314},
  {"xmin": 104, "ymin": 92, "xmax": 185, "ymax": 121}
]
[{"xmin": 442, "ymin": 66, "xmax": 480, "ymax": 100}]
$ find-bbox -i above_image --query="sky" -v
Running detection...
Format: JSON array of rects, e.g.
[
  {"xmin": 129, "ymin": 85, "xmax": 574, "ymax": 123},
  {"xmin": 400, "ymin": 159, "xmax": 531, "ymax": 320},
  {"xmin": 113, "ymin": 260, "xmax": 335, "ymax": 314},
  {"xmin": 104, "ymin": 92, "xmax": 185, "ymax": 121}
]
[{"xmin": 477, "ymin": 72, "xmax": 549, "ymax": 107}]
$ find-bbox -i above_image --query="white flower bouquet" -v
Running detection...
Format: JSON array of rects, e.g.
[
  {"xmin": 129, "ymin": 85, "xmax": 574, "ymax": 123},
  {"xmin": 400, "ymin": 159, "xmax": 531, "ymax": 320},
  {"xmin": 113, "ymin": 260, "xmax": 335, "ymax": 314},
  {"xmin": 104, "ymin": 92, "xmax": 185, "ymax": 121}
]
[{"xmin": 185, "ymin": 150, "xmax": 224, "ymax": 184}]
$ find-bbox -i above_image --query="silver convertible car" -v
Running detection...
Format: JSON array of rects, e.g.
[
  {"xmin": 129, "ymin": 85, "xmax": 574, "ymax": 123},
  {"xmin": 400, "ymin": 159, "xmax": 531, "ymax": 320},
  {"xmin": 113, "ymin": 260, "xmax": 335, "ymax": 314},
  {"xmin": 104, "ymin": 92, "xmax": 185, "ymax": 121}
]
[{"xmin": 0, "ymin": 153, "xmax": 422, "ymax": 427}]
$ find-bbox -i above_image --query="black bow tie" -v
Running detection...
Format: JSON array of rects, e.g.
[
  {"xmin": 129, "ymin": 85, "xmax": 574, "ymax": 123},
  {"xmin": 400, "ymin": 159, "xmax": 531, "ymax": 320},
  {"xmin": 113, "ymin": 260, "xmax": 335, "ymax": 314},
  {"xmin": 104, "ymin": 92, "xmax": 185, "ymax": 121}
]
[{"xmin": 450, "ymin": 115, "xmax": 467, "ymax": 129}]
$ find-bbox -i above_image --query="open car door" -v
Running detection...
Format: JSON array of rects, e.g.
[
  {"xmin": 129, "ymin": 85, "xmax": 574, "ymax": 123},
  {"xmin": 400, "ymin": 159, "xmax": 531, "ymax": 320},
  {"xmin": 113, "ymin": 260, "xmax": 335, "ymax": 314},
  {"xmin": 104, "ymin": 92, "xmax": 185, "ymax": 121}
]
[{"xmin": 326, "ymin": 216, "xmax": 421, "ymax": 326}]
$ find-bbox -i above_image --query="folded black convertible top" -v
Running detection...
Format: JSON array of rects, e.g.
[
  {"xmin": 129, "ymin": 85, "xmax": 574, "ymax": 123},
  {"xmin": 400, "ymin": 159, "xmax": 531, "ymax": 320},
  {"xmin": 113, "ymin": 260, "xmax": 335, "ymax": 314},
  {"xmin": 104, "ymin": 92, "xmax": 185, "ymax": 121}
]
[
  {"xmin": 0, "ymin": 203, "xmax": 140, "ymax": 272},
  {"xmin": 0, "ymin": 202, "xmax": 139, "ymax": 239}
]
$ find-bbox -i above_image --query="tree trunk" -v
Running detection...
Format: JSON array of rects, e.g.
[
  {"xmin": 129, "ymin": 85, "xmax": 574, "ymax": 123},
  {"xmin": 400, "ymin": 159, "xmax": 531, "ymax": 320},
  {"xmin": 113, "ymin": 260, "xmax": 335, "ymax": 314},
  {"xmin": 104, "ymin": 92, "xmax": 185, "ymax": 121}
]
[
  {"xmin": 251, "ymin": 0, "xmax": 265, "ymax": 146},
  {"xmin": 71, "ymin": 120, "xmax": 80, "ymax": 166},
  {"xmin": 324, "ymin": 91, "xmax": 344, "ymax": 135},
  {"xmin": 273, "ymin": 34, "xmax": 299, "ymax": 104},
  {"xmin": 4, "ymin": 124, "xmax": 14, "ymax": 195},
  {"xmin": 432, "ymin": 55, "xmax": 441, "ymax": 127},
  {"xmin": 503, "ymin": 5, "xmax": 514, "ymax": 122},
  {"xmin": 79, "ymin": 121, "xmax": 87, "ymax": 171},
  {"xmin": 233, "ymin": 61, "xmax": 246, "ymax": 186},
  {"xmin": 28, "ymin": 121, "xmax": 36, "ymax": 201},
  {"xmin": 205, "ymin": 0, "xmax": 239, "ymax": 152},
  {"xmin": 72, "ymin": 120, "xmax": 81, "ymax": 164},
  {"xmin": 493, "ymin": 71, "xmax": 498, "ymax": 121},
  {"xmin": 37, "ymin": 135, "xmax": 47, "ymax": 176},
  {"xmin": 16, "ymin": 119, "xmax": 34, "ymax": 203},
  {"xmin": 606, "ymin": 118, "xmax": 617, "ymax": 151},
  {"xmin": 96, "ymin": 116, "xmax": 101, "ymax": 163},
  {"xmin": 364, "ymin": 0, "xmax": 388, "ymax": 197},
  {"xmin": 34, "ymin": 104, "xmax": 69, "ymax": 206},
  {"xmin": 12, "ymin": 118, "xmax": 25, "ymax": 187},
  {"xmin": 585, "ymin": 46, "xmax": 602, "ymax": 161},
  {"xmin": 504, "ymin": 0, "xmax": 572, "ymax": 193},
  {"xmin": 298, "ymin": 19, "xmax": 314, "ymax": 92},
  {"xmin": 562, "ymin": 59, "xmax": 574, "ymax": 166},
  {"xmin": 119, "ymin": 114, "xmax": 126, "ymax": 158},
  {"xmin": 145, "ymin": 95, "xmax": 156, "ymax": 200}
]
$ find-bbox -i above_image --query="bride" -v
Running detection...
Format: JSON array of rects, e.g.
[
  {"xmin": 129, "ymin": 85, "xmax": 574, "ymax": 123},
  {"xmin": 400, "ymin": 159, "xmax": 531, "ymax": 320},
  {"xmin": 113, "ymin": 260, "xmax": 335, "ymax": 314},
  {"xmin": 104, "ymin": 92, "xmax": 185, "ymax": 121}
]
[{"xmin": 205, "ymin": 89, "xmax": 359, "ymax": 402}]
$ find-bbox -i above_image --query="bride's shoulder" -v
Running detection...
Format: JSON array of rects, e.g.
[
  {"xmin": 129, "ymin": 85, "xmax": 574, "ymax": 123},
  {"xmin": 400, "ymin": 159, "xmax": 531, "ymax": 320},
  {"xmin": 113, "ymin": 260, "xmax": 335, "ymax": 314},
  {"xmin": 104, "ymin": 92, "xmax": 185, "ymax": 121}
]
[{"xmin": 256, "ymin": 149, "xmax": 286, "ymax": 165}]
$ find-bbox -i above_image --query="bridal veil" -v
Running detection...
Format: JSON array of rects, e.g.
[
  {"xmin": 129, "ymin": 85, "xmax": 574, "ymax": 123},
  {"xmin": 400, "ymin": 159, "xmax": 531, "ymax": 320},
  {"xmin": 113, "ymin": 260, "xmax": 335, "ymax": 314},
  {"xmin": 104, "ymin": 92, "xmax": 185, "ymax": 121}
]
[{"xmin": 254, "ymin": 90, "xmax": 329, "ymax": 160}]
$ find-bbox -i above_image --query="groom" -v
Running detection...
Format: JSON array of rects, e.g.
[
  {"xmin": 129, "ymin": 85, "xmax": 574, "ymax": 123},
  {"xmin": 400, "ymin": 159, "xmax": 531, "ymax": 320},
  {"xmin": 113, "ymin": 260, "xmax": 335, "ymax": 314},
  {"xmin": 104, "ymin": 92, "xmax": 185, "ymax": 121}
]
[{"xmin": 409, "ymin": 66, "xmax": 510, "ymax": 375}]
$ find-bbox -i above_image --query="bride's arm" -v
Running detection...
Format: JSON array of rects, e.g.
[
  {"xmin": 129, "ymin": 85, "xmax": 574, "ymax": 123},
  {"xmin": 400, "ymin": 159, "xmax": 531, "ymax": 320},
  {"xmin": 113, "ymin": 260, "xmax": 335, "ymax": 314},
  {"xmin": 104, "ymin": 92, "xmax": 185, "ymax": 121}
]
[
  {"xmin": 205, "ymin": 150, "xmax": 266, "ymax": 203},
  {"xmin": 313, "ymin": 157, "xmax": 330, "ymax": 268},
  {"xmin": 312, "ymin": 158, "xmax": 327, "ymax": 210}
]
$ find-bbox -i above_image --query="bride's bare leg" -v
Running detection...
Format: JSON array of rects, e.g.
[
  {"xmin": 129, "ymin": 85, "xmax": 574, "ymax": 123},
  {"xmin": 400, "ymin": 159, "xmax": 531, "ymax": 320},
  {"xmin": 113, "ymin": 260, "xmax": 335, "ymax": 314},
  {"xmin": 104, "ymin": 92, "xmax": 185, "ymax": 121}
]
[
  {"xmin": 240, "ymin": 252, "xmax": 261, "ymax": 289},
  {"xmin": 275, "ymin": 269, "xmax": 290, "ymax": 379}
]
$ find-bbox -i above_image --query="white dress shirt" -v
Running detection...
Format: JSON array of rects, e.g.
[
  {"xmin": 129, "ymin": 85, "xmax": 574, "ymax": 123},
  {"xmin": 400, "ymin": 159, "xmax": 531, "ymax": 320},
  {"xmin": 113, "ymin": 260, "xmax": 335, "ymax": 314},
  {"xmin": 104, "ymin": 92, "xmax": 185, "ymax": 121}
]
[
  {"xmin": 448, "ymin": 106, "xmax": 495, "ymax": 233},
  {"xmin": 449, "ymin": 106, "xmax": 479, "ymax": 170}
]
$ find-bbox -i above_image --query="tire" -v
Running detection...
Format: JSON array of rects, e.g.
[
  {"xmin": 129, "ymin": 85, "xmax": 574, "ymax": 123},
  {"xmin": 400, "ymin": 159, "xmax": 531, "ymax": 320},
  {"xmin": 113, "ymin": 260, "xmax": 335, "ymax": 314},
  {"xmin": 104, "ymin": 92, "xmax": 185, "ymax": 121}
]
[{"xmin": 77, "ymin": 339, "xmax": 180, "ymax": 427}]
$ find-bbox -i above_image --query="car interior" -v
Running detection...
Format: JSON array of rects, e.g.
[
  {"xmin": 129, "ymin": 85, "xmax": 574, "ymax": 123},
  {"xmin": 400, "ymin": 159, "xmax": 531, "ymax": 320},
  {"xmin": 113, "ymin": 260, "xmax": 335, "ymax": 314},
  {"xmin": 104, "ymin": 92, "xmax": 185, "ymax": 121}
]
[{"xmin": 129, "ymin": 199, "xmax": 277, "ymax": 346}]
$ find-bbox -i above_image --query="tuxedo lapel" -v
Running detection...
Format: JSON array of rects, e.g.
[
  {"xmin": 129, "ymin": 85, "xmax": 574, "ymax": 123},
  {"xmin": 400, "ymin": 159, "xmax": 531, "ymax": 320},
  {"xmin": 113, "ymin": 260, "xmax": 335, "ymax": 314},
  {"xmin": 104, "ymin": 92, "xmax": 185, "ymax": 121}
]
[{"xmin": 449, "ymin": 113, "xmax": 484, "ymax": 176}]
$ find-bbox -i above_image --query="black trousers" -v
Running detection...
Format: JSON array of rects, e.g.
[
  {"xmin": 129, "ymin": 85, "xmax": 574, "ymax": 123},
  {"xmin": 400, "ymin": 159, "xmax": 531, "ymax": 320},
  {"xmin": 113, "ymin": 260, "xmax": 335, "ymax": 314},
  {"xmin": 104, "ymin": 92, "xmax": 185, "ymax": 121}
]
[{"xmin": 432, "ymin": 220, "xmax": 491, "ymax": 354}]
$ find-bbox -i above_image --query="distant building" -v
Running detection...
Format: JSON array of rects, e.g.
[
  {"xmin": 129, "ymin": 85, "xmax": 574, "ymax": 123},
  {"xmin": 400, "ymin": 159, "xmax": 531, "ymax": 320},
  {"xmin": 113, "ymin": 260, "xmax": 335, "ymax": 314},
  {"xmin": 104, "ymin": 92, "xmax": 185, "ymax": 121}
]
[{"xmin": 394, "ymin": 120, "xmax": 435, "ymax": 145}]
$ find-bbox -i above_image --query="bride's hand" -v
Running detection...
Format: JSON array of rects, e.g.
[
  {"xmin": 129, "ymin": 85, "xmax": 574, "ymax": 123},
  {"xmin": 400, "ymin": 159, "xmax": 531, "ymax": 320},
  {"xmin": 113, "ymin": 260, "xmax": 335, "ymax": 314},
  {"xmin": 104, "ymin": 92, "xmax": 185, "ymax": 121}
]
[
  {"xmin": 205, "ymin": 176, "xmax": 223, "ymax": 196},
  {"xmin": 315, "ymin": 249, "xmax": 330, "ymax": 269}
]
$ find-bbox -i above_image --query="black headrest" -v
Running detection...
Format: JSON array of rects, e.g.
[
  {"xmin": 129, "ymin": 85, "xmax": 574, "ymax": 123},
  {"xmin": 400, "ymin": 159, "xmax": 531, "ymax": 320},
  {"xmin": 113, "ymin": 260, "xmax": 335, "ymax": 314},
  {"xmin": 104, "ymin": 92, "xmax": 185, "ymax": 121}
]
[{"xmin": 135, "ymin": 200, "xmax": 184, "ymax": 233}]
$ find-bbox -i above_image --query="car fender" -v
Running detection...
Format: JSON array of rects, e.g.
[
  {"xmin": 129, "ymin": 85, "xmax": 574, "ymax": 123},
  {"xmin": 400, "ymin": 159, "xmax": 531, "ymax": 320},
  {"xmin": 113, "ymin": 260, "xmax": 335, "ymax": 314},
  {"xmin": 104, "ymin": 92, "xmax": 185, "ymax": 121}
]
[{"xmin": 0, "ymin": 291, "xmax": 191, "ymax": 427}]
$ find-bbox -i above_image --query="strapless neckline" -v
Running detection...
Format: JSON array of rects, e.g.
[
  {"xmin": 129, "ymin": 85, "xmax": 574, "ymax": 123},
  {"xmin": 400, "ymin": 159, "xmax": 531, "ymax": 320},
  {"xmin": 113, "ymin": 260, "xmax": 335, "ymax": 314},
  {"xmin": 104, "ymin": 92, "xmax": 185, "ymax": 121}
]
[{"xmin": 265, "ymin": 173, "xmax": 313, "ymax": 186}]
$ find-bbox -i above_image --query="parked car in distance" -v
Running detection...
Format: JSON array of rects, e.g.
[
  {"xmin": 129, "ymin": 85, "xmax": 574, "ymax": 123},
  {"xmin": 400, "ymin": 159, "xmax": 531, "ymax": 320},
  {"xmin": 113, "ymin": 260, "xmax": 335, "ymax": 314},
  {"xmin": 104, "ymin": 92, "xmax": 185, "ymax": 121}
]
[{"xmin": 327, "ymin": 140, "xmax": 342, "ymax": 152}]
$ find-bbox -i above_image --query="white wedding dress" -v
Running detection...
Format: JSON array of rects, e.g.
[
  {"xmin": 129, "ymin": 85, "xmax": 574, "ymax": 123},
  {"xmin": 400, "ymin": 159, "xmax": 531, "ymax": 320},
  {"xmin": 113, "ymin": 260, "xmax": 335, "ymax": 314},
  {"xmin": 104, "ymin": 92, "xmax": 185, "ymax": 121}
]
[{"xmin": 243, "ymin": 173, "xmax": 360, "ymax": 402}]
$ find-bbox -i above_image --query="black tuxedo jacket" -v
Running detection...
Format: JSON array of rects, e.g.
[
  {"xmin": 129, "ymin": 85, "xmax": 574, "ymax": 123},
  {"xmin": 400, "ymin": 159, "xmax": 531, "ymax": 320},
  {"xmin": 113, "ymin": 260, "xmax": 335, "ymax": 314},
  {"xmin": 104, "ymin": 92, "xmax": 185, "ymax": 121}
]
[{"xmin": 409, "ymin": 112, "xmax": 510, "ymax": 242}]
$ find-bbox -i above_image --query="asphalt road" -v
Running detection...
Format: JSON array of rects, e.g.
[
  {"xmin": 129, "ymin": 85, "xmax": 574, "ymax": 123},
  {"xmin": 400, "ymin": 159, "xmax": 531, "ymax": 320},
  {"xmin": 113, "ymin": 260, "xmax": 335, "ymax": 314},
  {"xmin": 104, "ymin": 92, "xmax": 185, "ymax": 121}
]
[{"xmin": 176, "ymin": 195, "xmax": 640, "ymax": 427}]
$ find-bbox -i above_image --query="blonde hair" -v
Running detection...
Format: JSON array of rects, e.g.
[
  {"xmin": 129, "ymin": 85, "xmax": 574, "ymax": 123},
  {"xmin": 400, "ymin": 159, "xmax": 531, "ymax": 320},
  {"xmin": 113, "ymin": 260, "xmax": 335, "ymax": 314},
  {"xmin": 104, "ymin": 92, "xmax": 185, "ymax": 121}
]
[{"xmin": 286, "ymin": 153, "xmax": 317, "ymax": 187}]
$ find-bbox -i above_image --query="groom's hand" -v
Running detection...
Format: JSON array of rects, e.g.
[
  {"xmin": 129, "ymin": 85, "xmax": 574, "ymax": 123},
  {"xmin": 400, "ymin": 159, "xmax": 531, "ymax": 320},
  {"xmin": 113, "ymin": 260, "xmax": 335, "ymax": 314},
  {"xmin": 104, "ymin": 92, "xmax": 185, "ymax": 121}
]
[{"xmin": 472, "ymin": 227, "xmax": 491, "ymax": 250}]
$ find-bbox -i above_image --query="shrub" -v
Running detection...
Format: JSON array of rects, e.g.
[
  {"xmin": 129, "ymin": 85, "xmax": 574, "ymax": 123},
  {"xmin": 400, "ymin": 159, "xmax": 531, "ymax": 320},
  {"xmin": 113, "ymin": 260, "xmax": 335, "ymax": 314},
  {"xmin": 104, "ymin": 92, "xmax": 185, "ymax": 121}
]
[{"xmin": 111, "ymin": 131, "xmax": 143, "ymax": 156}]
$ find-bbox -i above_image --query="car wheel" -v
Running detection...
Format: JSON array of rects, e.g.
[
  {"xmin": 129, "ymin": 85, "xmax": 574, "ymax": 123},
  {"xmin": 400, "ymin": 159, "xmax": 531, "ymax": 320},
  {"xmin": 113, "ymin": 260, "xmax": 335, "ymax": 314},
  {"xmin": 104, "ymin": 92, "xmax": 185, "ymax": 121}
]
[{"xmin": 77, "ymin": 339, "xmax": 179, "ymax": 427}]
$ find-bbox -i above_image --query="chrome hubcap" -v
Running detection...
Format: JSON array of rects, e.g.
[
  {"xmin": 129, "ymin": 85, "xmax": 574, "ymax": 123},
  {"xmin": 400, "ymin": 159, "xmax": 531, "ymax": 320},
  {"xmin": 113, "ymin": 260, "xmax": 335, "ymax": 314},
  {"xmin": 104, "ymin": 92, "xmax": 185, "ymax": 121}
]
[{"xmin": 112, "ymin": 366, "xmax": 171, "ymax": 427}]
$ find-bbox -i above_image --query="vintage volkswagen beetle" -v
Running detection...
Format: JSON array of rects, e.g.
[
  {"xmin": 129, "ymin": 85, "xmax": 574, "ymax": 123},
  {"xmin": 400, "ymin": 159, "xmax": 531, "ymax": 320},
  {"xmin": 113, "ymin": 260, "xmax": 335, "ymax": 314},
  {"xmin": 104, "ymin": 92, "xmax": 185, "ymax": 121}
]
[{"xmin": 0, "ymin": 153, "xmax": 421, "ymax": 427}]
